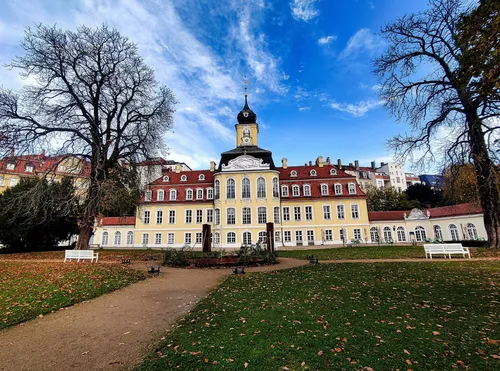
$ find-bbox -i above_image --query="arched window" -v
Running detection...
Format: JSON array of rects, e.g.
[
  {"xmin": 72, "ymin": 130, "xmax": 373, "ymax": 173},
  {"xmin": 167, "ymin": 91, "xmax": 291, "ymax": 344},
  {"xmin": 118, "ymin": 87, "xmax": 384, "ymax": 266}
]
[
  {"xmin": 334, "ymin": 184, "xmax": 343, "ymax": 195},
  {"xmin": 310, "ymin": 169, "xmax": 317, "ymax": 176},
  {"xmin": 330, "ymin": 168, "xmax": 337, "ymax": 176},
  {"xmin": 415, "ymin": 226, "xmax": 426, "ymax": 242},
  {"xmin": 348, "ymin": 183, "xmax": 356, "ymax": 195},
  {"xmin": 242, "ymin": 207, "xmax": 251, "ymax": 224},
  {"xmin": 227, "ymin": 232, "xmax": 236, "ymax": 244},
  {"xmin": 214, "ymin": 232, "xmax": 220, "ymax": 244},
  {"xmin": 449, "ymin": 224, "xmax": 460, "ymax": 241},
  {"xmin": 157, "ymin": 189, "xmax": 164, "ymax": 201},
  {"xmin": 466, "ymin": 223, "xmax": 478, "ymax": 240},
  {"xmin": 186, "ymin": 189, "xmax": 193, "ymax": 200},
  {"xmin": 290, "ymin": 170, "xmax": 297, "ymax": 177},
  {"xmin": 215, "ymin": 180, "xmax": 220, "ymax": 200},
  {"xmin": 258, "ymin": 206, "xmax": 267, "ymax": 224},
  {"xmin": 114, "ymin": 231, "xmax": 121, "ymax": 246},
  {"xmin": 370, "ymin": 227, "xmax": 379, "ymax": 242},
  {"xmin": 281, "ymin": 185, "xmax": 289, "ymax": 197},
  {"xmin": 272, "ymin": 178, "xmax": 279, "ymax": 198},
  {"xmin": 383, "ymin": 227, "xmax": 392, "ymax": 242},
  {"xmin": 292, "ymin": 185, "xmax": 300, "ymax": 197},
  {"xmin": 433, "ymin": 225, "xmax": 443, "ymax": 240},
  {"xmin": 397, "ymin": 227, "xmax": 406, "ymax": 242},
  {"xmin": 162, "ymin": 176, "xmax": 169, "ymax": 182},
  {"xmin": 180, "ymin": 175, "xmax": 187, "ymax": 182},
  {"xmin": 242, "ymin": 127, "xmax": 251, "ymax": 136},
  {"xmin": 273, "ymin": 207, "xmax": 280, "ymax": 224},
  {"xmin": 215, "ymin": 208, "xmax": 221, "ymax": 225},
  {"xmin": 226, "ymin": 178, "xmax": 235, "ymax": 199},
  {"xmin": 196, "ymin": 188, "xmax": 204, "ymax": 200},
  {"xmin": 127, "ymin": 231, "xmax": 134, "ymax": 245},
  {"xmin": 242, "ymin": 231, "xmax": 252, "ymax": 245},
  {"xmin": 258, "ymin": 231, "xmax": 267, "ymax": 244},
  {"xmin": 242, "ymin": 178, "xmax": 251, "ymax": 198},
  {"xmin": 227, "ymin": 208, "xmax": 236, "ymax": 225},
  {"xmin": 320, "ymin": 184, "xmax": 329, "ymax": 196},
  {"xmin": 102, "ymin": 231, "xmax": 109, "ymax": 246},
  {"xmin": 198, "ymin": 174, "xmax": 205, "ymax": 181},
  {"xmin": 303, "ymin": 184, "xmax": 311, "ymax": 196},
  {"xmin": 169, "ymin": 189, "xmax": 177, "ymax": 201},
  {"xmin": 257, "ymin": 177, "xmax": 266, "ymax": 198}
]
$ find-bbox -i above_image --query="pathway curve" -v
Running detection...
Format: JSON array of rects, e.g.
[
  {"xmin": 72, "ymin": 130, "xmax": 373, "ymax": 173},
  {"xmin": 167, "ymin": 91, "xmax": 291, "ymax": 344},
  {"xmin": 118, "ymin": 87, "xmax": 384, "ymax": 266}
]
[{"xmin": 0, "ymin": 258, "xmax": 306, "ymax": 371}]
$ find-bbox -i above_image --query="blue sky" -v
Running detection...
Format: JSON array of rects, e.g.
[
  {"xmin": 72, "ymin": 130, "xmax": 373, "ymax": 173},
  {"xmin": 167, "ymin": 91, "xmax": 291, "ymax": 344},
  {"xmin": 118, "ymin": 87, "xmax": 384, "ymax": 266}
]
[{"xmin": 0, "ymin": 0, "xmax": 433, "ymax": 170}]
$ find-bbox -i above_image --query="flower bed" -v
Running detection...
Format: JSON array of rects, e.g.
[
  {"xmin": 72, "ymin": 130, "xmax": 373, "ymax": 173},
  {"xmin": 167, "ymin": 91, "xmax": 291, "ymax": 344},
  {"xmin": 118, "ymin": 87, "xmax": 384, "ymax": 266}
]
[{"xmin": 187, "ymin": 256, "xmax": 267, "ymax": 267}]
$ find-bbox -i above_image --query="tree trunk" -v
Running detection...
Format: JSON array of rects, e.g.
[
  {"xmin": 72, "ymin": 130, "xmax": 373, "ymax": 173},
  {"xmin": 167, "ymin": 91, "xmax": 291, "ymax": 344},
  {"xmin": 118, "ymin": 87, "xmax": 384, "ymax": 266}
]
[
  {"xmin": 75, "ymin": 155, "xmax": 105, "ymax": 250},
  {"xmin": 468, "ymin": 116, "xmax": 500, "ymax": 248}
]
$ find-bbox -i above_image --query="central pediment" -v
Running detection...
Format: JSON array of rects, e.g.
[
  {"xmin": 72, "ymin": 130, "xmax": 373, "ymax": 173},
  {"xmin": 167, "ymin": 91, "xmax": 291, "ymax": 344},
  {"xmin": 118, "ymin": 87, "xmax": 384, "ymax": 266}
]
[{"xmin": 221, "ymin": 154, "xmax": 270, "ymax": 172}]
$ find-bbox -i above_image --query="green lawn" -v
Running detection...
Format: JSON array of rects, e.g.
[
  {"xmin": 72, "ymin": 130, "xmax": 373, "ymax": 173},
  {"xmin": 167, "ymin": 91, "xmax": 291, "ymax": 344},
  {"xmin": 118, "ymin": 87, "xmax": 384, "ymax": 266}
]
[
  {"xmin": 0, "ymin": 261, "xmax": 146, "ymax": 329},
  {"xmin": 278, "ymin": 245, "xmax": 499, "ymax": 260},
  {"xmin": 138, "ymin": 261, "xmax": 500, "ymax": 370}
]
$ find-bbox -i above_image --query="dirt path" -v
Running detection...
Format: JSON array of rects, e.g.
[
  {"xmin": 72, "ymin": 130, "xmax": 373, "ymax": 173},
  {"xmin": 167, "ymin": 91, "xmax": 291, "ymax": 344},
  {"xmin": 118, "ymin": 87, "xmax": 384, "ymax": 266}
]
[
  {"xmin": 0, "ymin": 258, "xmax": 306, "ymax": 371},
  {"xmin": 319, "ymin": 257, "xmax": 500, "ymax": 264}
]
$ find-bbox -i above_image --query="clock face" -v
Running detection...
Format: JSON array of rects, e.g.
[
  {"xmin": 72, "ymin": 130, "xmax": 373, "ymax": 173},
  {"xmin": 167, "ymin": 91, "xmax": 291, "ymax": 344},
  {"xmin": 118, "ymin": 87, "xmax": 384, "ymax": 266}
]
[
  {"xmin": 243, "ymin": 112, "xmax": 249, "ymax": 118},
  {"xmin": 242, "ymin": 136, "xmax": 251, "ymax": 144}
]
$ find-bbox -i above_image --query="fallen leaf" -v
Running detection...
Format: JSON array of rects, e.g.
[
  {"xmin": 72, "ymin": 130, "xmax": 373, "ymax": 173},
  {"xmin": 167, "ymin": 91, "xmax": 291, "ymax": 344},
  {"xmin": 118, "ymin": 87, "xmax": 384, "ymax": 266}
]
[
  {"xmin": 318, "ymin": 350, "xmax": 323, "ymax": 356},
  {"xmin": 488, "ymin": 339, "xmax": 499, "ymax": 345},
  {"xmin": 433, "ymin": 331, "xmax": 440, "ymax": 335}
]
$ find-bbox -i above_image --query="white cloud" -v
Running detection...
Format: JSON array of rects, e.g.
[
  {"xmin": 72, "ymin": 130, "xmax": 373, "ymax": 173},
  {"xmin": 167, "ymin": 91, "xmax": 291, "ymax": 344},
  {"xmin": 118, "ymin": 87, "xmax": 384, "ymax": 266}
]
[
  {"xmin": 339, "ymin": 28, "xmax": 386, "ymax": 59},
  {"xmin": 327, "ymin": 99, "xmax": 384, "ymax": 117},
  {"xmin": 298, "ymin": 106, "xmax": 311, "ymax": 111},
  {"xmin": 290, "ymin": 0, "xmax": 319, "ymax": 22},
  {"xmin": 318, "ymin": 35, "xmax": 337, "ymax": 45}
]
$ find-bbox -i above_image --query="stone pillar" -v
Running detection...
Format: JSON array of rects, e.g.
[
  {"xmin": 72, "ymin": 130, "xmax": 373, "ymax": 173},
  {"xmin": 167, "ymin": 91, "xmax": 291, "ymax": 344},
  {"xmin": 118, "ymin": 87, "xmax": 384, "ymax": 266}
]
[{"xmin": 266, "ymin": 222, "xmax": 274, "ymax": 252}]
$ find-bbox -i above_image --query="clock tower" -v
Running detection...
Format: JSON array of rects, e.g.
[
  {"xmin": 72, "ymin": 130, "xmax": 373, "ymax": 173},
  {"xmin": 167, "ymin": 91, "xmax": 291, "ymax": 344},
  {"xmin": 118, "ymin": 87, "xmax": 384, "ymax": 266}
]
[{"xmin": 235, "ymin": 94, "xmax": 259, "ymax": 147}]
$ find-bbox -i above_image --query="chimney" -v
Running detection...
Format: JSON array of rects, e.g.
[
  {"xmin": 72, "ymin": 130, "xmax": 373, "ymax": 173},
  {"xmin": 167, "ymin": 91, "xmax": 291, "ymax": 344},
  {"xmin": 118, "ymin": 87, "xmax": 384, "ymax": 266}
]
[
  {"xmin": 380, "ymin": 162, "xmax": 385, "ymax": 167},
  {"xmin": 316, "ymin": 156, "xmax": 323, "ymax": 167},
  {"xmin": 282, "ymin": 158, "xmax": 288, "ymax": 169},
  {"xmin": 337, "ymin": 159, "xmax": 342, "ymax": 168},
  {"xmin": 371, "ymin": 161, "xmax": 376, "ymax": 170},
  {"xmin": 308, "ymin": 160, "xmax": 312, "ymax": 166},
  {"xmin": 175, "ymin": 164, "xmax": 181, "ymax": 173},
  {"xmin": 9, "ymin": 148, "xmax": 14, "ymax": 157},
  {"xmin": 349, "ymin": 162, "xmax": 353, "ymax": 167},
  {"xmin": 354, "ymin": 160, "xmax": 359, "ymax": 170},
  {"xmin": 209, "ymin": 161, "xmax": 216, "ymax": 172},
  {"xmin": 326, "ymin": 157, "xmax": 330, "ymax": 165}
]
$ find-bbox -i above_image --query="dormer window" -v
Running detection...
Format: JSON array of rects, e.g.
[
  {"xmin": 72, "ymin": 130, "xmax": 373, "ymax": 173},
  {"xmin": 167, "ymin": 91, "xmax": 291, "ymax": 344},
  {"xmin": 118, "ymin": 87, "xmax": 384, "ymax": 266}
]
[
  {"xmin": 292, "ymin": 185, "xmax": 300, "ymax": 197},
  {"xmin": 290, "ymin": 170, "xmax": 297, "ymax": 177},
  {"xmin": 186, "ymin": 189, "xmax": 193, "ymax": 200},
  {"xmin": 334, "ymin": 183, "xmax": 343, "ymax": 195},
  {"xmin": 310, "ymin": 169, "xmax": 317, "ymax": 177},
  {"xmin": 157, "ymin": 189, "xmax": 165, "ymax": 201},
  {"xmin": 348, "ymin": 183, "xmax": 357, "ymax": 195},
  {"xmin": 303, "ymin": 184, "xmax": 311, "ymax": 196},
  {"xmin": 25, "ymin": 164, "xmax": 34, "ymax": 173},
  {"xmin": 196, "ymin": 188, "xmax": 204, "ymax": 200},
  {"xmin": 320, "ymin": 184, "xmax": 329, "ymax": 196},
  {"xmin": 180, "ymin": 175, "xmax": 187, "ymax": 182},
  {"xmin": 281, "ymin": 185, "xmax": 289, "ymax": 197},
  {"xmin": 198, "ymin": 174, "xmax": 205, "ymax": 181},
  {"xmin": 169, "ymin": 189, "xmax": 177, "ymax": 201},
  {"xmin": 6, "ymin": 162, "xmax": 15, "ymax": 171},
  {"xmin": 163, "ymin": 176, "xmax": 169, "ymax": 182},
  {"xmin": 330, "ymin": 168, "xmax": 337, "ymax": 176}
]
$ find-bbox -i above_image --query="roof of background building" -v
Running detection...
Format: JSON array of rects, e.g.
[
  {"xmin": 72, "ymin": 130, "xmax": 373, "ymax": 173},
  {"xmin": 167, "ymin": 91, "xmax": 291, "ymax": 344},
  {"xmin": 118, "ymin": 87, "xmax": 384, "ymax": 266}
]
[
  {"xmin": 97, "ymin": 216, "xmax": 136, "ymax": 226},
  {"xmin": 419, "ymin": 174, "xmax": 443, "ymax": 187},
  {"xmin": 0, "ymin": 153, "xmax": 91, "ymax": 177}
]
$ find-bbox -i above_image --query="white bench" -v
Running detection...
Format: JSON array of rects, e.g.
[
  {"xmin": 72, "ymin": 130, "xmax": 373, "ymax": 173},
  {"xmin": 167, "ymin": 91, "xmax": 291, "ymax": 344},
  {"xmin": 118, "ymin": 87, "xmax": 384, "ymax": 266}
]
[
  {"xmin": 423, "ymin": 243, "xmax": 470, "ymax": 259},
  {"xmin": 64, "ymin": 250, "xmax": 99, "ymax": 262}
]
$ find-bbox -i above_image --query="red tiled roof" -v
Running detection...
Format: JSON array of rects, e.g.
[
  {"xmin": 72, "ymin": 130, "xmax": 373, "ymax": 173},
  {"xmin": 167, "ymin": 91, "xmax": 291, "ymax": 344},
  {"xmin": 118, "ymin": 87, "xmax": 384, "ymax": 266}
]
[
  {"xmin": 149, "ymin": 169, "xmax": 214, "ymax": 185},
  {"xmin": 368, "ymin": 210, "xmax": 407, "ymax": 221},
  {"xmin": 98, "ymin": 216, "xmax": 136, "ymax": 226},
  {"xmin": 429, "ymin": 203, "xmax": 482, "ymax": 218},
  {"xmin": 368, "ymin": 203, "xmax": 483, "ymax": 221},
  {"xmin": 277, "ymin": 164, "xmax": 355, "ymax": 180},
  {"xmin": 0, "ymin": 154, "xmax": 90, "ymax": 177}
]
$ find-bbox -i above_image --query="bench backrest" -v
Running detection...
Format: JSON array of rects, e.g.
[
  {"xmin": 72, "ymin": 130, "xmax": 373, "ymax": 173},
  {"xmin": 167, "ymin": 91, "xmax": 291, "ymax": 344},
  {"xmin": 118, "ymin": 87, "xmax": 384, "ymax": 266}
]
[
  {"xmin": 65, "ymin": 250, "xmax": 96, "ymax": 257},
  {"xmin": 424, "ymin": 243, "xmax": 466, "ymax": 251}
]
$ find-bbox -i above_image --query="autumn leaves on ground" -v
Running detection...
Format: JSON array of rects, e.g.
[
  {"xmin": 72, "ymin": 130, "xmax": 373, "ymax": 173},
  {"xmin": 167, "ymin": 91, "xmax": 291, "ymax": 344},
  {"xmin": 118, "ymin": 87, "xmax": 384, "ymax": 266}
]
[
  {"xmin": 0, "ymin": 261, "xmax": 145, "ymax": 328},
  {"xmin": 138, "ymin": 261, "xmax": 500, "ymax": 370}
]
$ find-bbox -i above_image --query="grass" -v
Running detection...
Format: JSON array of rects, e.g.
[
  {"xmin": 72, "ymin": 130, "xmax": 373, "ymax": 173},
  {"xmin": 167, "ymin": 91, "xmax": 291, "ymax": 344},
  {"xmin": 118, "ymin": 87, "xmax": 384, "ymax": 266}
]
[
  {"xmin": 0, "ymin": 249, "xmax": 165, "ymax": 261},
  {"xmin": 138, "ymin": 261, "xmax": 500, "ymax": 370},
  {"xmin": 0, "ymin": 261, "xmax": 146, "ymax": 329},
  {"xmin": 278, "ymin": 245, "xmax": 499, "ymax": 260}
]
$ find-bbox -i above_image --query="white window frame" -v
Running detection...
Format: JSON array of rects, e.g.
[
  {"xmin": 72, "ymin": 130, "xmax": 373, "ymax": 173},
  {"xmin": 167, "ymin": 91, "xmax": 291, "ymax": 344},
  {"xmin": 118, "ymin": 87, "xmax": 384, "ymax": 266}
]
[
  {"xmin": 227, "ymin": 207, "xmax": 236, "ymax": 225},
  {"xmin": 184, "ymin": 233, "xmax": 192, "ymax": 244},
  {"xmin": 167, "ymin": 233, "xmax": 175, "ymax": 244},
  {"xmin": 351, "ymin": 204, "xmax": 360, "ymax": 219},
  {"xmin": 206, "ymin": 209, "xmax": 213, "ymax": 224},
  {"xmin": 334, "ymin": 184, "xmax": 343, "ymax": 195},
  {"xmin": 348, "ymin": 183, "xmax": 356, "ymax": 195},
  {"xmin": 155, "ymin": 233, "xmax": 162, "ymax": 245},
  {"xmin": 257, "ymin": 177, "xmax": 266, "ymax": 198},
  {"xmin": 305, "ymin": 205, "xmax": 313, "ymax": 221},
  {"xmin": 337, "ymin": 204, "xmax": 345, "ymax": 219},
  {"xmin": 206, "ymin": 188, "xmax": 214, "ymax": 200},
  {"xmin": 196, "ymin": 188, "xmax": 204, "ymax": 200},
  {"xmin": 323, "ymin": 205, "xmax": 331, "ymax": 220},
  {"xmin": 303, "ymin": 184, "xmax": 311, "ymax": 197},
  {"xmin": 281, "ymin": 185, "xmax": 289, "ymax": 197},
  {"xmin": 242, "ymin": 207, "xmax": 251, "ymax": 224},
  {"xmin": 294, "ymin": 206, "xmax": 301, "ymax": 221},
  {"xmin": 324, "ymin": 229, "xmax": 333, "ymax": 241},
  {"xmin": 320, "ymin": 183, "xmax": 329, "ymax": 196},
  {"xmin": 181, "ymin": 175, "xmax": 187, "ymax": 182},
  {"xmin": 227, "ymin": 232, "xmax": 236, "ymax": 244},
  {"xmin": 292, "ymin": 185, "xmax": 300, "ymax": 197},
  {"xmin": 353, "ymin": 228, "xmax": 362, "ymax": 240},
  {"xmin": 169, "ymin": 210, "xmax": 176, "ymax": 224},
  {"xmin": 284, "ymin": 231, "xmax": 292, "ymax": 242},
  {"xmin": 226, "ymin": 178, "xmax": 236, "ymax": 199},
  {"xmin": 126, "ymin": 231, "xmax": 134, "ymax": 245},
  {"xmin": 186, "ymin": 189, "xmax": 193, "ymax": 200},
  {"xmin": 196, "ymin": 209, "xmax": 203, "ymax": 224},
  {"xmin": 114, "ymin": 231, "xmax": 121, "ymax": 246},
  {"xmin": 330, "ymin": 168, "xmax": 337, "ymax": 176},
  {"xmin": 143, "ymin": 210, "xmax": 151, "ymax": 224},
  {"xmin": 142, "ymin": 233, "xmax": 149, "ymax": 245},
  {"xmin": 157, "ymin": 189, "xmax": 165, "ymax": 201},
  {"xmin": 282, "ymin": 207, "xmax": 290, "ymax": 221},
  {"xmin": 242, "ymin": 178, "xmax": 251, "ymax": 199},
  {"xmin": 156, "ymin": 209, "xmax": 163, "ymax": 224},
  {"xmin": 169, "ymin": 189, "xmax": 177, "ymax": 201},
  {"xmin": 257, "ymin": 206, "xmax": 267, "ymax": 224},
  {"xmin": 102, "ymin": 231, "xmax": 109, "ymax": 246},
  {"xmin": 185, "ymin": 209, "xmax": 192, "ymax": 224},
  {"xmin": 273, "ymin": 207, "xmax": 280, "ymax": 224},
  {"xmin": 272, "ymin": 177, "xmax": 279, "ymax": 198}
]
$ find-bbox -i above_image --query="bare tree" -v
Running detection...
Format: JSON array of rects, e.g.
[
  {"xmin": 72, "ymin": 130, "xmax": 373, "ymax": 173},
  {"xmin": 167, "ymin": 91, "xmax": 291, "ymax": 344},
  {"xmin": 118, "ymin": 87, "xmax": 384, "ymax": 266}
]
[
  {"xmin": 374, "ymin": 0, "xmax": 500, "ymax": 247},
  {"xmin": 0, "ymin": 24, "xmax": 176, "ymax": 249}
]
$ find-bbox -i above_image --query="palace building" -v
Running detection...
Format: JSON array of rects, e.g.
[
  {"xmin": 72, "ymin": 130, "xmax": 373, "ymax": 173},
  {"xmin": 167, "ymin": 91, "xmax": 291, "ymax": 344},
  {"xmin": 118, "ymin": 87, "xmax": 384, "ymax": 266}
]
[
  {"xmin": 92, "ymin": 96, "xmax": 488, "ymax": 249},
  {"xmin": 93, "ymin": 95, "xmax": 371, "ymax": 248}
]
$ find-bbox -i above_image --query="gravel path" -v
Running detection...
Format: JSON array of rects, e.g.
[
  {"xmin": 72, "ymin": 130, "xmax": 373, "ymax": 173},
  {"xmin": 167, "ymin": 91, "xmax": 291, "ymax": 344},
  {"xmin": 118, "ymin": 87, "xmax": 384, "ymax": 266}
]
[{"xmin": 0, "ymin": 258, "xmax": 306, "ymax": 371}]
